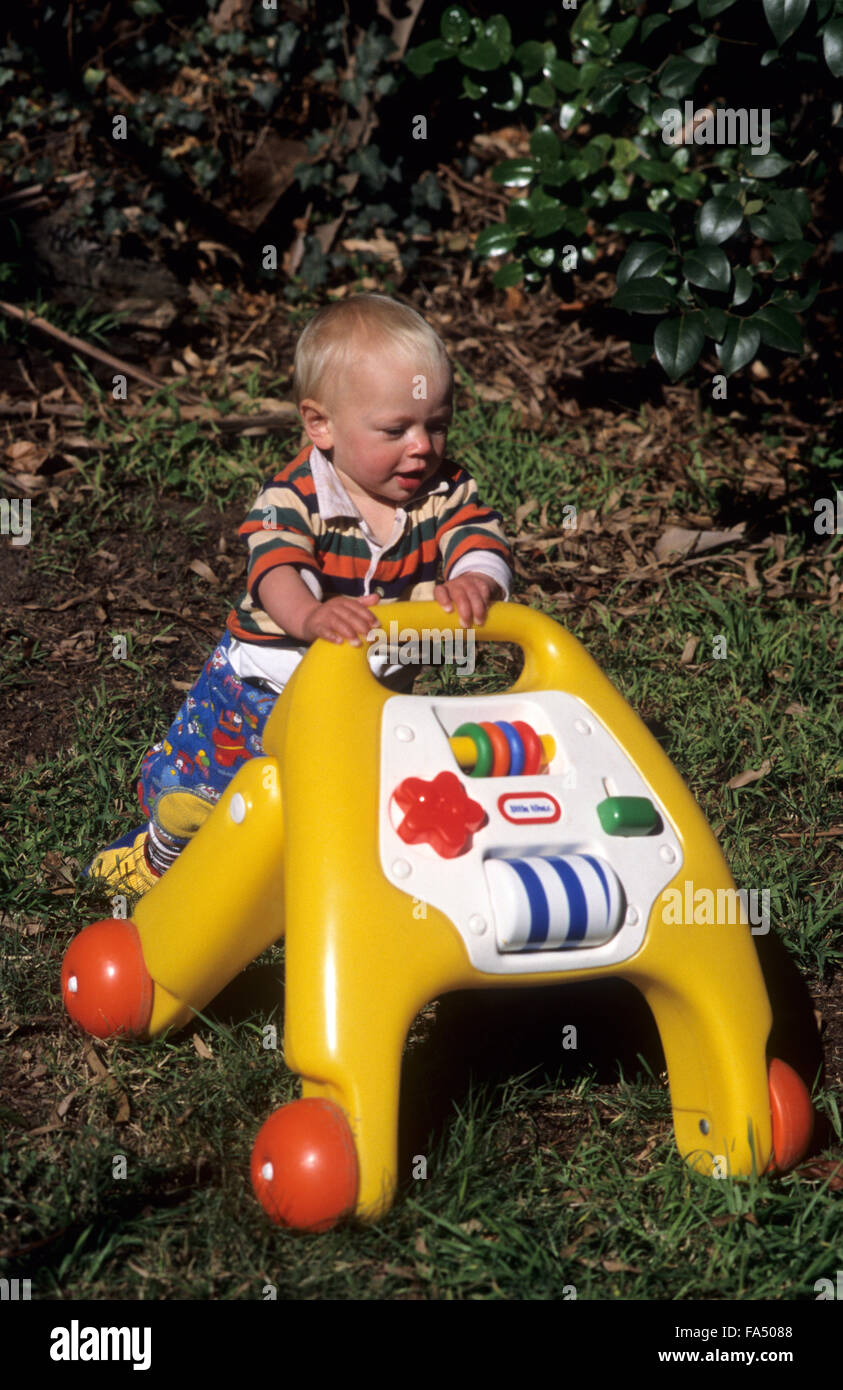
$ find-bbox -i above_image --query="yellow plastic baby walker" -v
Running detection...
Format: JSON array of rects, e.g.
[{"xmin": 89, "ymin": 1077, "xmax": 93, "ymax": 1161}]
[{"xmin": 61, "ymin": 601, "xmax": 813, "ymax": 1230}]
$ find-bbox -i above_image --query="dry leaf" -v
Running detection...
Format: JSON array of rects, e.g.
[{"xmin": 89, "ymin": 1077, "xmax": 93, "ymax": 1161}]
[
  {"xmin": 192, "ymin": 1033, "xmax": 213, "ymax": 1060},
  {"xmin": 5, "ymin": 441, "xmax": 49, "ymax": 472},
  {"xmin": 655, "ymin": 523, "xmax": 745, "ymax": 562},
  {"xmin": 189, "ymin": 559, "xmax": 219, "ymax": 586},
  {"xmin": 794, "ymin": 1160, "xmax": 843, "ymax": 1189},
  {"xmin": 514, "ymin": 497, "xmax": 539, "ymax": 530},
  {"xmin": 680, "ymin": 635, "xmax": 699, "ymax": 664},
  {"xmin": 727, "ymin": 758, "xmax": 772, "ymax": 790},
  {"xmin": 83, "ymin": 1043, "xmax": 108, "ymax": 1080}
]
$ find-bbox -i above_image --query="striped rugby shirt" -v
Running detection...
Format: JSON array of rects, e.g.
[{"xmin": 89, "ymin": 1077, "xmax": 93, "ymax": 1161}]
[{"xmin": 226, "ymin": 444, "xmax": 513, "ymax": 646}]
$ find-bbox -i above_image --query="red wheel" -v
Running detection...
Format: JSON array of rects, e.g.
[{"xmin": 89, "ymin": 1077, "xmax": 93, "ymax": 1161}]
[
  {"xmin": 512, "ymin": 720, "xmax": 543, "ymax": 774},
  {"xmin": 61, "ymin": 918, "xmax": 153, "ymax": 1039},
  {"xmin": 768, "ymin": 1058, "xmax": 813, "ymax": 1171},
  {"xmin": 250, "ymin": 1098, "xmax": 358, "ymax": 1232}
]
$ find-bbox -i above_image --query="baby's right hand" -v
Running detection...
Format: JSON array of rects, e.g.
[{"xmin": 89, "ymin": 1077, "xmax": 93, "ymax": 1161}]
[{"xmin": 302, "ymin": 593, "xmax": 381, "ymax": 646}]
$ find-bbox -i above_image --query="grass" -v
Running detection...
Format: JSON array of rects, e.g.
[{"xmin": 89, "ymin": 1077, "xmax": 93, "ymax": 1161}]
[{"xmin": 1, "ymin": 372, "xmax": 842, "ymax": 1301}]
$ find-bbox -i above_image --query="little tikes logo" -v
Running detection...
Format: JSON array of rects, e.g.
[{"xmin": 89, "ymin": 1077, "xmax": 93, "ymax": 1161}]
[
  {"xmin": 497, "ymin": 792, "xmax": 560, "ymax": 824},
  {"xmin": 50, "ymin": 1320, "xmax": 151, "ymax": 1371}
]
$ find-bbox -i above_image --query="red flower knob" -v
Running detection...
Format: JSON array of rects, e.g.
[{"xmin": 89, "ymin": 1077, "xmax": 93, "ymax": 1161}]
[{"xmin": 393, "ymin": 770, "xmax": 486, "ymax": 858}]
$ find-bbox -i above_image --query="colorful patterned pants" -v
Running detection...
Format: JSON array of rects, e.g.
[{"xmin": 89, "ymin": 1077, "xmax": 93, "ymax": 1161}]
[{"xmin": 138, "ymin": 630, "xmax": 279, "ymax": 819}]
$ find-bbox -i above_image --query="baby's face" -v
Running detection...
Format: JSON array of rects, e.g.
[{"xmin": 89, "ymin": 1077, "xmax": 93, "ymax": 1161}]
[{"xmin": 303, "ymin": 349, "xmax": 452, "ymax": 507}]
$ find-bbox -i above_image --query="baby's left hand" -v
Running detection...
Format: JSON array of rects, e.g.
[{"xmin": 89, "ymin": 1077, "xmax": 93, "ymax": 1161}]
[{"xmin": 434, "ymin": 572, "xmax": 502, "ymax": 627}]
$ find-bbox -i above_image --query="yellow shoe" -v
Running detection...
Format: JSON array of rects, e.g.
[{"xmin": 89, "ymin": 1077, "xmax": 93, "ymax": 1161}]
[
  {"xmin": 154, "ymin": 788, "xmax": 216, "ymax": 839},
  {"xmin": 87, "ymin": 827, "xmax": 160, "ymax": 897}
]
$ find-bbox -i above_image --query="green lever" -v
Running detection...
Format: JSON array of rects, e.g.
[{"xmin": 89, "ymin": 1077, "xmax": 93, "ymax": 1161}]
[{"xmin": 597, "ymin": 795, "xmax": 660, "ymax": 836}]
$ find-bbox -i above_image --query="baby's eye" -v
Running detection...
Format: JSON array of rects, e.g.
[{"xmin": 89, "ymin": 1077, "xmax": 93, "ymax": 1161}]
[{"xmin": 383, "ymin": 428, "xmax": 404, "ymax": 437}]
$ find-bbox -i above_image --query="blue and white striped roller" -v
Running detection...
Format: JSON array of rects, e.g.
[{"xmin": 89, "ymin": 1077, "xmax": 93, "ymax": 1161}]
[{"xmin": 485, "ymin": 854, "xmax": 624, "ymax": 952}]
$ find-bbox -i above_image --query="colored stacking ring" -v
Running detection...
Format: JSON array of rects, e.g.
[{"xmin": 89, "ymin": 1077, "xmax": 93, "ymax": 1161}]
[
  {"xmin": 511, "ymin": 720, "xmax": 543, "ymax": 775},
  {"xmin": 495, "ymin": 720, "xmax": 525, "ymax": 776},
  {"xmin": 453, "ymin": 722, "xmax": 493, "ymax": 778},
  {"xmin": 479, "ymin": 721, "xmax": 511, "ymax": 777}
]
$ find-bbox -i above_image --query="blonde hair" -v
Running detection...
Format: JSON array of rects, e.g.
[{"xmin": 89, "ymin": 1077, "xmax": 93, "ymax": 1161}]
[{"xmin": 292, "ymin": 293, "xmax": 453, "ymax": 413}]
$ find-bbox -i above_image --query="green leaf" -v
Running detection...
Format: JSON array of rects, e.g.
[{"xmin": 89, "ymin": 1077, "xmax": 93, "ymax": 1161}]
[
  {"xmin": 528, "ymin": 245, "xmax": 555, "ymax": 268},
  {"xmin": 484, "ymin": 15, "xmax": 512, "ymax": 50},
  {"xmin": 609, "ymin": 16, "xmax": 638, "ymax": 51},
  {"xmin": 683, "ymin": 247, "xmax": 731, "ymax": 292},
  {"xmin": 697, "ymin": 0, "xmax": 739, "ymax": 15},
  {"xmin": 744, "ymin": 150, "xmax": 792, "ymax": 179},
  {"xmin": 462, "ymin": 37, "xmax": 504, "ymax": 70},
  {"xmin": 763, "ymin": 0, "xmax": 810, "ymax": 46},
  {"xmin": 697, "ymin": 197, "xmax": 743, "ymax": 245},
  {"xmin": 541, "ymin": 163, "xmax": 575, "ymax": 190},
  {"xmin": 822, "ymin": 19, "xmax": 843, "ymax": 77},
  {"xmin": 611, "ymin": 138, "xmax": 640, "ymax": 171},
  {"xmin": 474, "ymin": 224, "xmax": 520, "ymax": 257},
  {"xmin": 564, "ymin": 208, "xmax": 589, "ymax": 237},
  {"xmin": 514, "ymin": 41, "xmax": 545, "ymax": 76},
  {"xmin": 654, "ymin": 316, "xmax": 705, "ymax": 381},
  {"xmin": 527, "ymin": 78, "xmax": 557, "ymax": 107},
  {"xmin": 616, "ymin": 241, "xmax": 671, "ymax": 287},
  {"xmin": 505, "ymin": 200, "xmax": 533, "ymax": 231},
  {"xmin": 772, "ymin": 239, "xmax": 814, "ymax": 276},
  {"xmin": 493, "ymin": 262, "xmax": 524, "ymax": 288},
  {"xmin": 629, "ymin": 341, "xmax": 654, "ymax": 364},
  {"xmin": 558, "ymin": 101, "xmax": 582, "ymax": 131},
  {"xmin": 684, "ymin": 36, "xmax": 719, "ymax": 65},
  {"xmin": 748, "ymin": 206, "xmax": 802, "ymax": 241},
  {"xmin": 491, "ymin": 71, "xmax": 524, "ymax": 111},
  {"xmin": 642, "ymin": 16, "xmax": 670, "ymax": 41},
  {"xmin": 528, "ymin": 187, "xmax": 563, "ymax": 212},
  {"xmin": 770, "ymin": 275, "xmax": 819, "ymax": 311},
  {"xmin": 491, "ymin": 159, "xmax": 536, "ymax": 188},
  {"xmin": 581, "ymin": 32, "xmax": 610, "ymax": 57},
  {"xmin": 545, "ymin": 59, "xmax": 580, "ymax": 93},
  {"xmin": 674, "ymin": 173, "xmax": 706, "ymax": 200},
  {"xmin": 530, "ymin": 126, "xmax": 559, "ymax": 162},
  {"xmin": 582, "ymin": 137, "xmax": 610, "ymax": 173},
  {"xmin": 716, "ymin": 319, "xmax": 761, "ymax": 374},
  {"xmin": 131, "ymin": 0, "xmax": 162, "ymax": 13},
  {"xmin": 615, "ymin": 210, "xmax": 674, "ymax": 240},
  {"xmin": 701, "ymin": 306, "xmax": 727, "ymax": 339},
  {"xmin": 440, "ymin": 6, "xmax": 472, "ymax": 44},
  {"xmin": 405, "ymin": 40, "xmax": 452, "ymax": 77},
  {"xmin": 753, "ymin": 303, "xmax": 803, "ymax": 352},
  {"xmin": 612, "ymin": 277, "xmax": 677, "ymax": 314},
  {"xmin": 461, "ymin": 75, "xmax": 488, "ymax": 99},
  {"xmin": 531, "ymin": 206, "xmax": 568, "ymax": 237},
  {"xmin": 731, "ymin": 267, "xmax": 754, "ymax": 306},
  {"xmin": 659, "ymin": 56, "xmax": 703, "ymax": 99}
]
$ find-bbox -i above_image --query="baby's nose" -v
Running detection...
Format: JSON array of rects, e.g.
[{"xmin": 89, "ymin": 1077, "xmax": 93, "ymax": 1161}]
[{"xmin": 406, "ymin": 427, "xmax": 432, "ymax": 453}]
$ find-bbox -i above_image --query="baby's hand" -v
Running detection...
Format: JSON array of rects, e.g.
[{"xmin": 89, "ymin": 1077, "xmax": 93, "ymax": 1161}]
[
  {"xmin": 302, "ymin": 593, "xmax": 381, "ymax": 646},
  {"xmin": 434, "ymin": 573, "xmax": 502, "ymax": 627}
]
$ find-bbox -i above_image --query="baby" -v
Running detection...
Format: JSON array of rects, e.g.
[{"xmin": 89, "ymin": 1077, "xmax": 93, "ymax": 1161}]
[{"xmin": 90, "ymin": 293, "xmax": 513, "ymax": 894}]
